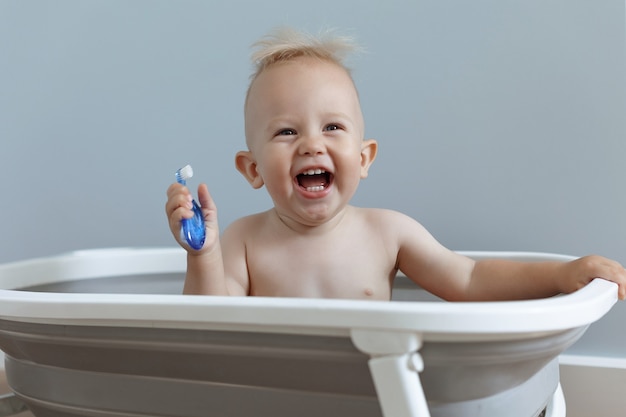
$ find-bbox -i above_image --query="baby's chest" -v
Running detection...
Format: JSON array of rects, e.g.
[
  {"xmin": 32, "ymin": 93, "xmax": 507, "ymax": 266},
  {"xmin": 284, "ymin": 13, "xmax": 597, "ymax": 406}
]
[{"xmin": 246, "ymin": 247, "xmax": 395, "ymax": 299}]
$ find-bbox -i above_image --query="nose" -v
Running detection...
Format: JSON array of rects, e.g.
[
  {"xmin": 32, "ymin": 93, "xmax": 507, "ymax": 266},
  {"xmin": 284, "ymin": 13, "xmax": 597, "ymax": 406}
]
[{"xmin": 298, "ymin": 134, "xmax": 326, "ymax": 156}]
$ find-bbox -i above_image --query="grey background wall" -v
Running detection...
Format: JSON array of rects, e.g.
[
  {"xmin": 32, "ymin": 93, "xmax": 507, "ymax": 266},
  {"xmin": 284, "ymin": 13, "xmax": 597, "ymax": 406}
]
[{"xmin": 1, "ymin": 1, "xmax": 625, "ymax": 355}]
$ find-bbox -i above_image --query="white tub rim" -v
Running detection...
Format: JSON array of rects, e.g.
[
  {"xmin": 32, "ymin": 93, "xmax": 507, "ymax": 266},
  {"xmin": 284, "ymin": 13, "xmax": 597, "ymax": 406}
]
[{"xmin": 0, "ymin": 248, "xmax": 618, "ymax": 341}]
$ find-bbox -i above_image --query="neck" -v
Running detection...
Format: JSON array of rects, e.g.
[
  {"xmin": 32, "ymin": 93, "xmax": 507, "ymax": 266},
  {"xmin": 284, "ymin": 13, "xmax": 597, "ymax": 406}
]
[{"xmin": 270, "ymin": 206, "xmax": 352, "ymax": 236}]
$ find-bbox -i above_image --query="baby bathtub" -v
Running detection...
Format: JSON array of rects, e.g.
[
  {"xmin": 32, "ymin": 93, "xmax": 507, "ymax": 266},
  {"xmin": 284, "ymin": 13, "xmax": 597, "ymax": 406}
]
[{"xmin": 0, "ymin": 248, "xmax": 618, "ymax": 417}]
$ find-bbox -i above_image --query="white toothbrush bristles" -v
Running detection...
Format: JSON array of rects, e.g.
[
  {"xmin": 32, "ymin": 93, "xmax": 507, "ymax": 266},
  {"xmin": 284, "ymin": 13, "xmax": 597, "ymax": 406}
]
[{"xmin": 178, "ymin": 164, "xmax": 194, "ymax": 180}]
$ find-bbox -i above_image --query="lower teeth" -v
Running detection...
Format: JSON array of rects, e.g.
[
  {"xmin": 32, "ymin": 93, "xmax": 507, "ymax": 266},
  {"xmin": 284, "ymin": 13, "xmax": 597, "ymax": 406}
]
[{"xmin": 306, "ymin": 186, "xmax": 324, "ymax": 192}]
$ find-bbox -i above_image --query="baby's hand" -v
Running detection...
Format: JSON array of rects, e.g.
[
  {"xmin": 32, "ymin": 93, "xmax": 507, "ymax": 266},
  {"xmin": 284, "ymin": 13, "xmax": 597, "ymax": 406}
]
[
  {"xmin": 165, "ymin": 183, "xmax": 220, "ymax": 254},
  {"xmin": 560, "ymin": 255, "xmax": 626, "ymax": 300}
]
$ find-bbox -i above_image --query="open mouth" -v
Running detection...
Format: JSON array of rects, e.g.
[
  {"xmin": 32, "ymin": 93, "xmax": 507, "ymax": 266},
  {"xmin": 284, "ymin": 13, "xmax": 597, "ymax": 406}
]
[{"xmin": 296, "ymin": 168, "xmax": 333, "ymax": 192}]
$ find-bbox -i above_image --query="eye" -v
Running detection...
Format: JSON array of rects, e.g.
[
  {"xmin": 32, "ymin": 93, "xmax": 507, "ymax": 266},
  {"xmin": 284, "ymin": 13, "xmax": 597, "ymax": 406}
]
[
  {"xmin": 324, "ymin": 124, "xmax": 341, "ymax": 132},
  {"xmin": 276, "ymin": 128, "xmax": 296, "ymax": 136}
]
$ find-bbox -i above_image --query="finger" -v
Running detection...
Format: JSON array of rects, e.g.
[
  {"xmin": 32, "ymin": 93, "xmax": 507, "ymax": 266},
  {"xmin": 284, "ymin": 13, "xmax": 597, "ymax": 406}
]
[
  {"xmin": 165, "ymin": 186, "xmax": 193, "ymax": 221},
  {"xmin": 197, "ymin": 183, "xmax": 216, "ymax": 211},
  {"xmin": 166, "ymin": 182, "xmax": 183, "ymax": 197},
  {"xmin": 197, "ymin": 183, "xmax": 220, "ymax": 229},
  {"xmin": 599, "ymin": 258, "xmax": 626, "ymax": 300},
  {"xmin": 166, "ymin": 183, "xmax": 190, "ymax": 200},
  {"xmin": 165, "ymin": 193, "xmax": 192, "ymax": 216},
  {"xmin": 618, "ymin": 264, "xmax": 626, "ymax": 300}
]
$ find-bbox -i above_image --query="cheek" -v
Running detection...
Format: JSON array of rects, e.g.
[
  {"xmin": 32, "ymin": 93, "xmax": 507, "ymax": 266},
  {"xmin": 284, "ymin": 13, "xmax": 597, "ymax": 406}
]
[
  {"xmin": 257, "ymin": 153, "xmax": 291, "ymax": 185},
  {"xmin": 337, "ymin": 155, "xmax": 367, "ymax": 187},
  {"xmin": 344, "ymin": 150, "xmax": 367, "ymax": 172}
]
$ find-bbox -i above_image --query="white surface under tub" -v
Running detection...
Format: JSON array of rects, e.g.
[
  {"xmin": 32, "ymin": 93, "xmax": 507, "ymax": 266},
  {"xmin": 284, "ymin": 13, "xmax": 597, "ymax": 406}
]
[{"xmin": 0, "ymin": 248, "xmax": 618, "ymax": 417}]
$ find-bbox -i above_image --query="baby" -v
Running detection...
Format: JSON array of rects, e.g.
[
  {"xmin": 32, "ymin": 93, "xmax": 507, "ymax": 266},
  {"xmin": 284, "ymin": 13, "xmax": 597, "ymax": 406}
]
[{"xmin": 166, "ymin": 27, "xmax": 626, "ymax": 301}]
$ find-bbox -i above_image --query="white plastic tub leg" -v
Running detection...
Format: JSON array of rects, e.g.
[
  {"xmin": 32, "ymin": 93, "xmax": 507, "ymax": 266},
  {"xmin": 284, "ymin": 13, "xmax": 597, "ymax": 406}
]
[{"xmin": 351, "ymin": 329, "xmax": 429, "ymax": 417}]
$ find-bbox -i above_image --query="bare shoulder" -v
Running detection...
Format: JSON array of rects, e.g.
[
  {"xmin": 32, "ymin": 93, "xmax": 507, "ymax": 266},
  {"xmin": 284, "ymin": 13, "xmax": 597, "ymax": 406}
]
[
  {"xmin": 221, "ymin": 211, "xmax": 272, "ymax": 243},
  {"xmin": 354, "ymin": 207, "xmax": 404, "ymax": 221},
  {"xmin": 353, "ymin": 207, "xmax": 446, "ymax": 263},
  {"xmin": 354, "ymin": 207, "xmax": 430, "ymax": 234},
  {"xmin": 224, "ymin": 211, "xmax": 266, "ymax": 228}
]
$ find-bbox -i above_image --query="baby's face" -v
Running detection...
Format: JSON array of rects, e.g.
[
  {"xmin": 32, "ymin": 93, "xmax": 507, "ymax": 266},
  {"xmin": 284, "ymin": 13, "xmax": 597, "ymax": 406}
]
[{"xmin": 243, "ymin": 57, "xmax": 375, "ymax": 228}]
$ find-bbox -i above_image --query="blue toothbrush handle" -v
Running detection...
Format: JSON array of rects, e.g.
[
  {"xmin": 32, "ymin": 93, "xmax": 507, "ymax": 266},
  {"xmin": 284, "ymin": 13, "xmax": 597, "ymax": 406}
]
[{"xmin": 181, "ymin": 199, "xmax": 206, "ymax": 250}]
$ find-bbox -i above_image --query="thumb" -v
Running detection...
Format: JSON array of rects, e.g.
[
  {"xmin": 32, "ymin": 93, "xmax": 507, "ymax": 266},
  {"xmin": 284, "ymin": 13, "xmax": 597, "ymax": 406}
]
[{"xmin": 197, "ymin": 183, "xmax": 217, "ymax": 220}]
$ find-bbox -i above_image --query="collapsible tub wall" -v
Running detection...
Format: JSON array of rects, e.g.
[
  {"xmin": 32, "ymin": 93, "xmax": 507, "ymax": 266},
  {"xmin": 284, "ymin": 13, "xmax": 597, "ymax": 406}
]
[{"xmin": 0, "ymin": 248, "xmax": 618, "ymax": 417}]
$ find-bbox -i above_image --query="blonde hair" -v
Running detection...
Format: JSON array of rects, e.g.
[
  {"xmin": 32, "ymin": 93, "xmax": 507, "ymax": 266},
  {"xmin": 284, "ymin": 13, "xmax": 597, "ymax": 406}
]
[{"xmin": 249, "ymin": 27, "xmax": 360, "ymax": 82}]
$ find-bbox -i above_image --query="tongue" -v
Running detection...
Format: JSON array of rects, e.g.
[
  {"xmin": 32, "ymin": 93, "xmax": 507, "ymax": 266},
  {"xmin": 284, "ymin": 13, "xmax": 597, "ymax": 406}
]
[{"xmin": 299, "ymin": 174, "xmax": 327, "ymax": 188}]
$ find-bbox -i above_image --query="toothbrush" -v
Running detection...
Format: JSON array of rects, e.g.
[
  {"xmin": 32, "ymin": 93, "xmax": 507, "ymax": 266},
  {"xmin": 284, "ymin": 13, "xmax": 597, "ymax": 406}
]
[{"xmin": 175, "ymin": 165, "xmax": 206, "ymax": 250}]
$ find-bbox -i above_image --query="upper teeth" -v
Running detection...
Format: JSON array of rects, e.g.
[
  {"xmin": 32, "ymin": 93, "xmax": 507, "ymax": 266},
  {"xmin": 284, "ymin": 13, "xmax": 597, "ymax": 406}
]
[{"xmin": 302, "ymin": 169, "xmax": 325, "ymax": 175}]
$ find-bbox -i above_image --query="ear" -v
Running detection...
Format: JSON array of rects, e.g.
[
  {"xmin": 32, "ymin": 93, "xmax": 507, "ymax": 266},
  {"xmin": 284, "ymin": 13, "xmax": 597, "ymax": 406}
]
[
  {"xmin": 235, "ymin": 151, "xmax": 264, "ymax": 189},
  {"xmin": 359, "ymin": 139, "xmax": 378, "ymax": 178}
]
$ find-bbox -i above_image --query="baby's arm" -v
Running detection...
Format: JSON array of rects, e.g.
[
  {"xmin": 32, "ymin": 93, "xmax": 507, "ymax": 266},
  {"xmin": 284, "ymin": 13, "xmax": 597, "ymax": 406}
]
[
  {"xmin": 165, "ymin": 183, "xmax": 238, "ymax": 295},
  {"xmin": 467, "ymin": 255, "xmax": 626, "ymax": 301},
  {"xmin": 392, "ymin": 211, "xmax": 626, "ymax": 301}
]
